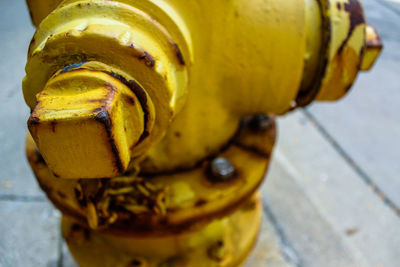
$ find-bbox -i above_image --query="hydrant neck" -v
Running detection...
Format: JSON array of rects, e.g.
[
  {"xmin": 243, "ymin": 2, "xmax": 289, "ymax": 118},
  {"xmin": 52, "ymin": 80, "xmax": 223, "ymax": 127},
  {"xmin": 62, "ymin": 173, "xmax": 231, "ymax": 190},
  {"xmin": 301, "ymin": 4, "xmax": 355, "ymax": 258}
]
[{"xmin": 24, "ymin": 0, "xmax": 190, "ymax": 178}]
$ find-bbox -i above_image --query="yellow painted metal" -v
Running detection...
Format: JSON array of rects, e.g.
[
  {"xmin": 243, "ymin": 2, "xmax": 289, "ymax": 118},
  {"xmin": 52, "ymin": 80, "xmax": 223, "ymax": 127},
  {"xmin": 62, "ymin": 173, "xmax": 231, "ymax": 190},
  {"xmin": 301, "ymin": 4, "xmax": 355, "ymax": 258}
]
[
  {"xmin": 28, "ymin": 67, "xmax": 145, "ymax": 178},
  {"xmin": 25, "ymin": 116, "xmax": 275, "ymax": 231},
  {"xmin": 22, "ymin": 1, "xmax": 382, "ymax": 265},
  {"xmin": 300, "ymin": 0, "xmax": 324, "ymax": 97},
  {"xmin": 24, "ymin": 0, "xmax": 306, "ymax": 178},
  {"xmin": 24, "ymin": 0, "xmax": 189, "ymax": 177},
  {"xmin": 315, "ymin": 0, "xmax": 367, "ymax": 101},
  {"xmin": 24, "ymin": 0, "xmax": 380, "ymax": 179},
  {"xmin": 26, "ymin": 119, "xmax": 270, "ymax": 265},
  {"xmin": 24, "ymin": 0, "xmax": 381, "ymax": 178},
  {"xmin": 25, "ymin": 0, "xmax": 61, "ymax": 27},
  {"xmin": 361, "ymin": 25, "xmax": 383, "ymax": 71},
  {"xmin": 20, "ymin": 2, "xmax": 385, "ymax": 266},
  {"xmin": 62, "ymin": 193, "xmax": 262, "ymax": 267}
]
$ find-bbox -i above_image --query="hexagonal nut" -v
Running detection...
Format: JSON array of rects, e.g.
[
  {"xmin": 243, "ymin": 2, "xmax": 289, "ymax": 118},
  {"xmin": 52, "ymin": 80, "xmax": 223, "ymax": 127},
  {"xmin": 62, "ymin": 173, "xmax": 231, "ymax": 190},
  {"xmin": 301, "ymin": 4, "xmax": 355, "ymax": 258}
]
[
  {"xmin": 361, "ymin": 25, "xmax": 383, "ymax": 71},
  {"xmin": 28, "ymin": 69, "xmax": 145, "ymax": 178}
]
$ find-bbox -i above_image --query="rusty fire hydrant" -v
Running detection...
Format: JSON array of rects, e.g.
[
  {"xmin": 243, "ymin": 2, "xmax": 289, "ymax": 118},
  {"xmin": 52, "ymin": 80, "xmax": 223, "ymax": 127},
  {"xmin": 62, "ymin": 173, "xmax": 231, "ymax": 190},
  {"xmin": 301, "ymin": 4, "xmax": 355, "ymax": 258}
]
[{"xmin": 23, "ymin": 0, "xmax": 381, "ymax": 266}]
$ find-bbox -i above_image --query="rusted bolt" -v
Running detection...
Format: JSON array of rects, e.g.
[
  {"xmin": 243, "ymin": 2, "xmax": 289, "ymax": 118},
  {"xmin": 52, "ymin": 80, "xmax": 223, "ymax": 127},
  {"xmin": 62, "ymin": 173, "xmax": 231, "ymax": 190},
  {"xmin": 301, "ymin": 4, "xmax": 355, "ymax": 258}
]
[
  {"xmin": 248, "ymin": 114, "xmax": 272, "ymax": 131},
  {"xmin": 209, "ymin": 157, "xmax": 236, "ymax": 182}
]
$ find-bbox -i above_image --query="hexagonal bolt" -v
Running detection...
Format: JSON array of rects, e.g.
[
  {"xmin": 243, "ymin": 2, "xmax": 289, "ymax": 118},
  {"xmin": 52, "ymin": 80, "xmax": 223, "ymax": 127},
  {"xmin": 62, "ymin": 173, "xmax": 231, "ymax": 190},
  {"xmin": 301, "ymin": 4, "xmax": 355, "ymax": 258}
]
[
  {"xmin": 28, "ymin": 69, "xmax": 145, "ymax": 179},
  {"xmin": 361, "ymin": 25, "xmax": 383, "ymax": 71},
  {"xmin": 208, "ymin": 157, "xmax": 236, "ymax": 182},
  {"xmin": 248, "ymin": 114, "xmax": 273, "ymax": 132}
]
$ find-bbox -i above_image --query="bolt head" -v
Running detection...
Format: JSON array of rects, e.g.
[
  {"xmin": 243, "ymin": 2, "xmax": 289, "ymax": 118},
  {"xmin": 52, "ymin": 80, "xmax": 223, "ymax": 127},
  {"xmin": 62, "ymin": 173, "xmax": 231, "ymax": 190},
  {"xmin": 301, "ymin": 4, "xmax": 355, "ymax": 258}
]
[
  {"xmin": 209, "ymin": 157, "xmax": 236, "ymax": 182},
  {"xmin": 28, "ymin": 69, "xmax": 145, "ymax": 178},
  {"xmin": 249, "ymin": 114, "xmax": 272, "ymax": 131},
  {"xmin": 361, "ymin": 25, "xmax": 383, "ymax": 71}
]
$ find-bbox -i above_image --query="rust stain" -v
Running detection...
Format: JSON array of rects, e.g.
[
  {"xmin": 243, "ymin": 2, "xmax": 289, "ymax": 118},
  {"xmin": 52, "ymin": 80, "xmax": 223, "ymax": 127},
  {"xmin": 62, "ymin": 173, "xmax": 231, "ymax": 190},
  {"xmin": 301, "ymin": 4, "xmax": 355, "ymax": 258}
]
[
  {"xmin": 53, "ymin": 66, "xmax": 149, "ymax": 143},
  {"xmin": 27, "ymin": 115, "xmax": 275, "ymax": 236},
  {"xmin": 94, "ymin": 107, "xmax": 125, "ymax": 174},
  {"xmin": 67, "ymin": 222, "xmax": 91, "ymax": 243},
  {"xmin": 28, "ymin": 37, "xmax": 35, "ymax": 52},
  {"xmin": 141, "ymin": 115, "xmax": 275, "ymax": 177},
  {"xmin": 91, "ymin": 107, "xmax": 103, "ymax": 113},
  {"xmin": 295, "ymin": 0, "xmax": 332, "ymax": 107},
  {"xmin": 51, "ymin": 120, "xmax": 56, "ymax": 133},
  {"xmin": 34, "ymin": 148, "xmax": 45, "ymax": 164},
  {"xmin": 138, "ymin": 51, "xmax": 155, "ymax": 67},
  {"xmin": 138, "ymin": 130, "xmax": 149, "ymax": 143},
  {"xmin": 128, "ymin": 259, "xmax": 145, "ymax": 267},
  {"xmin": 338, "ymin": 0, "xmax": 365, "ymax": 54},
  {"xmin": 57, "ymin": 191, "xmax": 67, "ymax": 199},
  {"xmin": 233, "ymin": 142, "xmax": 270, "ymax": 158},
  {"xmin": 325, "ymin": 46, "xmax": 359, "ymax": 95},
  {"xmin": 205, "ymin": 163, "xmax": 238, "ymax": 184},
  {"xmin": 108, "ymin": 72, "xmax": 150, "ymax": 144},
  {"xmin": 86, "ymin": 98, "xmax": 106, "ymax": 104},
  {"xmin": 126, "ymin": 96, "xmax": 135, "ymax": 105},
  {"xmin": 36, "ymin": 178, "xmax": 54, "ymax": 195},
  {"xmin": 32, "ymin": 156, "xmax": 261, "ymax": 237},
  {"xmin": 28, "ymin": 116, "xmax": 40, "ymax": 126},
  {"xmin": 74, "ymin": 183, "xmax": 87, "ymax": 207},
  {"xmin": 48, "ymin": 64, "xmax": 149, "ymax": 146},
  {"xmin": 195, "ymin": 199, "xmax": 207, "ymax": 207},
  {"xmin": 172, "ymin": 42, "xmax": 185, "ymax": 65}
]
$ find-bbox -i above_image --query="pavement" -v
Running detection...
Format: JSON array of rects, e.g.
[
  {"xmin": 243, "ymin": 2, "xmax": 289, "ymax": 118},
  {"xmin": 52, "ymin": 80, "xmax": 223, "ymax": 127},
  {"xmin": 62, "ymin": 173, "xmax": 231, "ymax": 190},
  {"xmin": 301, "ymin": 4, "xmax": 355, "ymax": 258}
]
[{"xmin": 0, "ymin": 0, "xmax": 399, "ymax": 266}]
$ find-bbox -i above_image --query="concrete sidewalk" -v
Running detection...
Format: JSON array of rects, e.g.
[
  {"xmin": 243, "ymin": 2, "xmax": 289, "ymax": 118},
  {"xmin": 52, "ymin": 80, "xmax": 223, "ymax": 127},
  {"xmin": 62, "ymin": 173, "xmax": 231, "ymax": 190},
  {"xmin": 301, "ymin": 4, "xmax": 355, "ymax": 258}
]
[{"xmin": 0, "ymin": 0, "xmax": 399, "ymax": 266}]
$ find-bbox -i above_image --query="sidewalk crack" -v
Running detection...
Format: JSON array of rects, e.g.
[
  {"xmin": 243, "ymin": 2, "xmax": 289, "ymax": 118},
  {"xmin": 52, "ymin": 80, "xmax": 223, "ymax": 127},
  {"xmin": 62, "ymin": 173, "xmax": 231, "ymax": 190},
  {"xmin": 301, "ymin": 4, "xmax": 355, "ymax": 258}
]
[
  {"xmin": 375, "ymin": 0, "xmax": 400, "ymax": 17},
  {"xmin": 0, "ymin": 194, "xmax": 47, "ymax": 202},
  {"xmin": 262, "ymin": 199, "xmax": 304, "ymax": 267},
  {"xmin": 302, "ymin": 108, "xmax": 400, "ymax": 217}
]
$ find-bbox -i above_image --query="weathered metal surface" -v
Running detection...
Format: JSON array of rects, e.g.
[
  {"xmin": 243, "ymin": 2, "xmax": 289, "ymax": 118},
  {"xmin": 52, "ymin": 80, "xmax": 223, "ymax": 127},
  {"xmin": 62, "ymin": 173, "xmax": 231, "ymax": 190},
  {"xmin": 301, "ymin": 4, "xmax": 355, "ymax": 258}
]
[
  {"xmin": 62, "ymin": 193, "xmax": 262, "ymax": 267},
  {"xmin": 2, "ymin": 0, "xmax": 397, "ymax": 266},
  {"xmin": 24, "ymin": 0, "xmax": 189, "ymax": 178},
  {"xmin": 28, "ymin": 66, "xmax": 146, "ymax": 178},
  {"xmin": 23, "ymin": 0, "xmax": 381, "ymax": 179},
  {"xmin": 298, "ymin": 0, "xmax": 369, "ymax": 104},
  {"xmin": 23, "ymin": 0, "xmax": 305, "ymax": 178},
  {"xmin": 26, "ymin": 115, "xmax": 276, "ymax": 234},
  {"xmin": 360, "ymin": 25, "xmax": 383, "ymax": 70},
  {"xmin": 18, "ymin": 1, "xmax": 384, "ymax": 266},
  {"xmin": 208, "ymin": 157, "xmax": 237, "ymax": 182},
  {"xmin": 316, "ymin": 0, "xmax": 367, "ymax": 101}
]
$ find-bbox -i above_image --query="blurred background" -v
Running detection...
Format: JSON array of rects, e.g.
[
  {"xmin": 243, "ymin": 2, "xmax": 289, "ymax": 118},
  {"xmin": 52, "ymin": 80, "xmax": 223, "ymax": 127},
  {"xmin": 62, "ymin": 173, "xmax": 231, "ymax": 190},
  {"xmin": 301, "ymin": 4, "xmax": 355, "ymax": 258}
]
[{"xmin": 0, "ymin": 0, "xmax": 399, "ymax": 266}]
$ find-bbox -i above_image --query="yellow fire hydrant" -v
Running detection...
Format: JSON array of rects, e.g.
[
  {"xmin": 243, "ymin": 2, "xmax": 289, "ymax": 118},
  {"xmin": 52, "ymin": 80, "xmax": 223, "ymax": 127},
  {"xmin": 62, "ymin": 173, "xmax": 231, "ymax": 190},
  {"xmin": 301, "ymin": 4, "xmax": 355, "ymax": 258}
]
[{"xmin": 23, "ymin": 0, "xmax": 381, "ymax": 266}]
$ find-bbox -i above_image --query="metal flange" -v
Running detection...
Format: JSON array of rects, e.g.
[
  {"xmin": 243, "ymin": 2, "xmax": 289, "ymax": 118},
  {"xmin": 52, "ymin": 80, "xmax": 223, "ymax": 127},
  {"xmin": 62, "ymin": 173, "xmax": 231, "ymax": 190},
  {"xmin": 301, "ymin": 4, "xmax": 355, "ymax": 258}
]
[
  {"xmin": 26, "ymin": 115, "xmax": 276, "ymax": 234},
  {"xmin": 62, "ymin": 193, "xmax": 262, "ymax": 267}
]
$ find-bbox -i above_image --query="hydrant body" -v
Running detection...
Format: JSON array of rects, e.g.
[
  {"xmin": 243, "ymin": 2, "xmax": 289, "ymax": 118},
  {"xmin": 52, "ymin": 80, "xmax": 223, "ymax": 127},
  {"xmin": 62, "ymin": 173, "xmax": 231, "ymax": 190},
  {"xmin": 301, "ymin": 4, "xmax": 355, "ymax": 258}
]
[{"xmin": 23, "ymin": 0, "xmax": 381, "ymax": 266}]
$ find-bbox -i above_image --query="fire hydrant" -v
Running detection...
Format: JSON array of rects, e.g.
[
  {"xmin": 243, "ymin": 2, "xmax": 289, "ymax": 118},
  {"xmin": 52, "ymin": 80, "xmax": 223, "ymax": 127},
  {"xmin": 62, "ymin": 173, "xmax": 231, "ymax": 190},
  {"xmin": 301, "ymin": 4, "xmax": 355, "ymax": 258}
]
[{"xmin": 23, "ymin": 0, "xmax": 381, "ymax": 266}]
